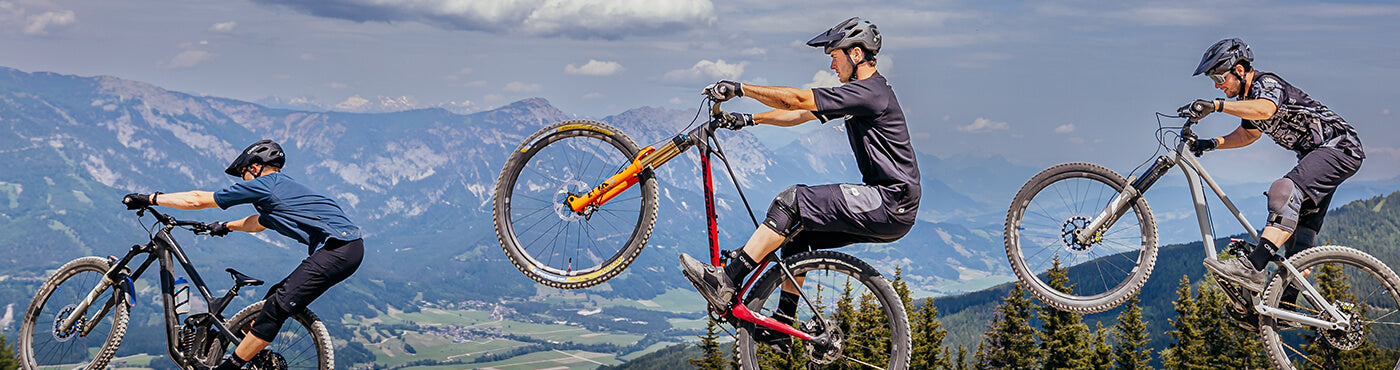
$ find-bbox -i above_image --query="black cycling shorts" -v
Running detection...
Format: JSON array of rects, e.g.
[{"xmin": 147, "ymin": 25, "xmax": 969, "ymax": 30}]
[
  {"xmin": 778, "ymin": 183, "xmax": 915, "ymax": 257},
  {"xmin": 1279, "ymin": 147, "xmax": 1361, "ymax": 256},
  {"xmin": 251, "ymin": 238, "xmax": 363, "ymax": 341}
]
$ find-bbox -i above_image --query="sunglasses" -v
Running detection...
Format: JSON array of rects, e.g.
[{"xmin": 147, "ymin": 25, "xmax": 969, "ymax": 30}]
[{"xmin": 1209, "ymin": 71, "xmax": 1230, "ymax": 84}]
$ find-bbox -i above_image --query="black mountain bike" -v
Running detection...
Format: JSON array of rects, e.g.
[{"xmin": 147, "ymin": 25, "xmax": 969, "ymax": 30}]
[
  {"xmin": 18, "ymin": 203, "xmax": 333, "ymax": 370},
  {"xmin": 494, "ymin": 99, "xmax": 910, "ymax": 369},
  {"xmin": 1004, "ymin": 110, "xmax": 1400, "ymax": 369}
]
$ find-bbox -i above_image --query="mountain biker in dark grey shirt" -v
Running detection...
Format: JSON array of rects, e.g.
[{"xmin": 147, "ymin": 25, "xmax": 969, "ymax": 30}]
[
  {"xmin": 680, "ymin": 17, "xmax": 921, "ymax": 348},
  {"xmin": 1181, "ymin": 39, "xmax": 1364, "ymax": 297},
  {"xmin": 124, "ymin": 139, "xmax": 363, "ymax": 370}
]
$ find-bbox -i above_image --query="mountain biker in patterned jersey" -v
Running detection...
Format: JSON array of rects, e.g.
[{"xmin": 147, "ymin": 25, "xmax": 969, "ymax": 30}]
[
  {"xmin": 122, "ymin": 139, "xmax": 364, "ymax": 370},
  {"xmin": 680, "ymin": 16, "xmax": 921, "ymax": 350},
  {"xmin": 1182, "ymin": 39, "xmax": 1364, "ymax": 301}
]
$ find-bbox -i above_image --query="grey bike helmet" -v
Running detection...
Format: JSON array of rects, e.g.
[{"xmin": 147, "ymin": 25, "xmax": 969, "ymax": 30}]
[
  {"xmin": 225, "ymin": 139, "xmax": 285, "ymax": 177},
  {"xmin": 1193, "ymin": 38, "xmax": 1253, "ymax": 76},
  {"xmin": 807, "ymin": 17, "xmax": 881, "ymax": 58}
]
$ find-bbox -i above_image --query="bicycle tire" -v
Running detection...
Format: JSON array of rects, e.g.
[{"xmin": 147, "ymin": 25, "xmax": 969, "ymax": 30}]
[
  {"xmin": 1258, "ymin": 245, "xmax": 1400, "ymax": 370},
  {"xmin": 226, "ymin": 300, "xmax": 335, "ymax": 370},
  {"xmin": 493, "ymin": 120, "xmax": 659, "ymax": 289},
  {"xmin": 18, "ymin": 256, "xmax": 131, "ymax": 370},
  {"xmin": 1004, "ymin": 162, "xmax": 1158, "ymax": 313},
  {"xmin": 734, "ymin": 250, "xmax": 911, "ymax": 369}
]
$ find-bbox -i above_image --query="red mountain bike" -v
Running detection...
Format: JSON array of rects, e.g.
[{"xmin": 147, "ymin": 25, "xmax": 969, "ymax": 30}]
[{"xmin": 493, "ymin": 98, "xmax": 911, "ymax": 368}]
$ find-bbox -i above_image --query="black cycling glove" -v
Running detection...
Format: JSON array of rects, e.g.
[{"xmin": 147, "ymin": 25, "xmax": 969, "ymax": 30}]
[
  {"xmin": 1178, "ymin": 99, "xmax": 1220, "ymax": 120},
  {"xmin": 208, "ymin": 221, "xmax": 231, "ymax": 237},
  {"xmin": 703, "ymin": 81, "xmax": 744, "ymax": 102},
  {"xmin": 719, "ymin": 112, "xmax": 754, "ymax": 130},
  {"xmin": 123, "ymin": 193, "xmax": 152, "ymax": 210},
  {"xmin": 1190, "ymin": 138, "xmax": 1219, "ymax": 157}
]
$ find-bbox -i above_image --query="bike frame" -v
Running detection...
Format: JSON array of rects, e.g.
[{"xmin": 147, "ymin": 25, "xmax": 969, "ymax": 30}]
[
  {"xmin": 1078, "ymin": 118, "xmax": 1352, "ymax": 330},
  {"xmin": 59, "ymin": 208, "xmax": 245, "ymax": 368},
  {"xmin": 562, "ymin": 102, "xmax": 820, "ymax": 341}
]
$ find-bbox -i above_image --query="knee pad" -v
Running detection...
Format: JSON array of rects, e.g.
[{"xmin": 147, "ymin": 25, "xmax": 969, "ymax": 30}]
[
  {"xmin": 1266, "ymin": 178, "xmax": 1303, "ymax": 232},
  {"xmin": 250, "ymin": 299, "xmax": 292, "ymax": 342},
  {"xmin": 763, "ymin": 185, "xmax": 803, "ymax": 236}
]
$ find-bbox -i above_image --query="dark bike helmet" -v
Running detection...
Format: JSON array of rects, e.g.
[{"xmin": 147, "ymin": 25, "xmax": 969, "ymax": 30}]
[
  {"xmin": 1193, "ymin": 38, "xmax": 1253, "ymax": 76},
  {"xmin": 807, "ymin": 17, "xmax": 881, "ymax": 58},
  {"xmin": 225, "ymin": 139, "xmax": 285, "ymax": 177}
]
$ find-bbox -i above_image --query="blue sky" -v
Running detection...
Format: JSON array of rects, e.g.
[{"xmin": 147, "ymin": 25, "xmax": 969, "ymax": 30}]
[{"xmin": 1, "ymin": 0, "xmax": 1397, "ymax": 183}]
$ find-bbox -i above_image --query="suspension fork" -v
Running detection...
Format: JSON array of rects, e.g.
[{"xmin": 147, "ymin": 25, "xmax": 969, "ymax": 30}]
[
  {"xmin": 1075, "ymin": 155, "xmax": 1176, "ymax": 244},
  {"xmin": 59, "ymin": 242, "xmax": 153, "ymax": 335}
]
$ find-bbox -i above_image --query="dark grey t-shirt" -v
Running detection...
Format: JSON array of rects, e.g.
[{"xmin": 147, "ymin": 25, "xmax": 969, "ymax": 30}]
[
  {"xmin": 1242, "ymin": 71, "xmax": 1363, "ymax": 160},
  {"xmin": 811, "ymin": 72, "xmax": 921, "ymax": 217}
]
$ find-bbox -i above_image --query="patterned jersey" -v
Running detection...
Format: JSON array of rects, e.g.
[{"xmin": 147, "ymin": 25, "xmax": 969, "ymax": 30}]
[{"xmin": 1241, "ymin": 72, "xmax": 1363, "ymax": 159}]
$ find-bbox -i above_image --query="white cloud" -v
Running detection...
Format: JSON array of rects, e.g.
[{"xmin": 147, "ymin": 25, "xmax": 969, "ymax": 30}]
[
  {"xmin": 504, "ymin": 81, "xmax": 541, "ymax": 93},
  {"xmin": 23, "ymin": 9, "xmax": 74, "ymax": 35},
  {"xmin": 1383, "ymin": 109, "xmax": 1391, "ymax": 116},
  {"xmin": 327, "ymin": 82, "xmax": 348, "ymax": 88},
  {"xmin": 803, "ymin": 71, "xmax": 840, "ymax": 89},
  {"xmin": 166, "ymin": 50, "xmax": 214, "ymax": 69},
  {"xmin": 335, "ymin": 95, "xmax": 370, "ymax": 111},
  {"xmin": 957, "ymin": 118, "xmax": 1009, "ymax": 133},
  {"xmin": 1054, "ymin": 123, "xmax": 1076, "ymax": 134},
  {"xmin": 565, "ymin": 60, "xmax": 624, "ymax": 76},
  {"xmin": 669, "ymin": 97, "xmax": 684, "ymax": 105},
  {"xmin": 663, "ymin": 59, "xmax": 746, "ymax": 82},
  {"xmin": 300, "ymin": 53, "xmax": 316, "ymax": 61},
  {"xmin": 210, "ymin": 21, "xmax": 237, "ymax": 33},
  {"xmin": 253, "ymin": 0, "xmax": 715, "ymax": 39},
  {"xmin": 582, "ymin": 92, "xmax": 603, "ymax": 99},
  {"xmin": 741, "ymin": 47, "xmax": 766, "ymax": 57}
]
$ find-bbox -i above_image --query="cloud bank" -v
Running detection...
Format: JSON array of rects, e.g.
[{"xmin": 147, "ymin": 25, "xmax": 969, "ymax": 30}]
[{"xmin": 250, "ymin": 0, "xmax": 715, "ymax": 39}]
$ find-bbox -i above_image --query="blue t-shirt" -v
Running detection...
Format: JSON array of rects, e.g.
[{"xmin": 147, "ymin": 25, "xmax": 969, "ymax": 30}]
[
  {"xmin": 811, "ymin": 72, "xmax": 921, "ymax": 218},
  {"xmin": 213, "ymin": 172, "xmax": 361, "ymax": 255}
]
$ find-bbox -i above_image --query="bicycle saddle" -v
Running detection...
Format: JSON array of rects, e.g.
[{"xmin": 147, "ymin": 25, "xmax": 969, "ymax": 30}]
[{"xmin": 226, "ymin": 268, "xmax": 264, "ymax": 287}]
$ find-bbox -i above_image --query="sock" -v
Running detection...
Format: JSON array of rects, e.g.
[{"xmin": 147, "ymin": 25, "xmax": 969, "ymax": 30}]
[
  {"xmin": 723, "ymin": 249, "xmax": 758, "ymax": 284},
  {"xmin": 776, "ymin": 291, "xmax": 800, "ymax": 326},
  {"xmin": 213, "ymin": 352, "xmax": 250, "ymax": 370},
  {"xmin": 1247, "ymin": 239, "xmax": 1279, "ymax": 271}
]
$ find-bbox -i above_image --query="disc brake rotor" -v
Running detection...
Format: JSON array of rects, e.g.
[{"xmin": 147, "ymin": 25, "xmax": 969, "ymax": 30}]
[
  {"xmin": 51, "ymin": 304, "xmax": 84, "ymax": 342},
  {"xmin": 1060, "ymin": 216, "xmax": 1100, "ymax": 256},
  {"xmin": 553, "ymin": 180, "xmax": 589, "ymax": 222}
]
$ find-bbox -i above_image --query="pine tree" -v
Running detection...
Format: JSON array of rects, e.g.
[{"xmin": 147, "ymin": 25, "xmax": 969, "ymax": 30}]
[
  {"xmin": 975, "ymin": 282, "xmax": 1040, "ymax": 369},
  {"xmin": 0, "ymin": 333, "xmax": 17, "ymax": 370},
  {"xmin": 691, "ymin": 319, "xmax": 729, "ymax": 370},
  {"xmin": 1090, "ymin": 322, "xmax": 1113, "ymax": 370},
  {"xmin": 955, "ymin": 344, "xmax": 969, "ymax": 370},
  {"xmin": 1111, "ymin": 296, "xmax": 1152, "ymax": 370},
  {"xmin": 1162, "ymin": 275, "xmax": 1205, "ymax": 370},
  {"xmin": 1037, "ymin": 257, "xmax": 1092, "ymax": 369},
  {"xmin": 911, "ymin": 297, "xmax": 952, "ymax": 369}
]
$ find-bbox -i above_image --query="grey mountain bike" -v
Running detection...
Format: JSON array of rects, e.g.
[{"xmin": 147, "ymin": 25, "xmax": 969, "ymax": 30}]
[
  {"xmin": 1004, "ymin": 111, "xmax": 1400, "ymax": 369},
  {"xmin": 17, "ymin": 203, "xmax": 333, "ymax": 370}
]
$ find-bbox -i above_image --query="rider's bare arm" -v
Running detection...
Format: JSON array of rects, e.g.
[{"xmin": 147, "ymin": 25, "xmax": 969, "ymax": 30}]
[
  {"xmin": 755, "ymin": 109, "xmax": 818, "ymax": 127},
  {"xmin": 227, "ymin": 214, "xmax": 266, "ymax": 233},
  {"xmin": 1220, "ymin": 98, "xmax": 1277, "ymax": 121},
  {"xmin": 153, "ymin": 191, "xmax": 218, "ymax": 210},
  {"xmin": 744, "ymin": 84, "xmax": 818, "ymax": 111},
  {"xmin": 1215, "ymin": 126, "xmax": 1263, "ymax": 150}
]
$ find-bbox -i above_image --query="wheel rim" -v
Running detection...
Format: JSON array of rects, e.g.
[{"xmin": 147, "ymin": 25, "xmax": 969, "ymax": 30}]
[
  {"xmin": 1014, "ymin": 174, "xmax": 1149, "ymax": 302},
  {"xmin": 506, "ymin": 130, "xmax": 648, "ymax": 279},
  {"xmin": 27, "ymin": 266, "xmax": 119, "ymax": 368},
  {"xmin": 1264, "ymin": 256, "xmax": 1400, "ymax": 368},
  {"xmin": 744, "ymin": 260, "xmax": 906, "ymax": 369}
]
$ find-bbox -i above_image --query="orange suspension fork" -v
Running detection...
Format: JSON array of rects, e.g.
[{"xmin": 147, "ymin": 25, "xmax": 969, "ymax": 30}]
[{"xmin": 567, "ymin": 147, "xmax": 656, "ymax": 213}]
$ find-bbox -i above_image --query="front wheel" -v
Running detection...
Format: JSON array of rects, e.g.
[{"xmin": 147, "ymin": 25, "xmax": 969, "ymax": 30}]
[
  {"xmin": 1004, "ymin": 162, "xmax": 1158, "ymax": 313},
  {"xmin": 735, "ymin": 250, "xmax": 911, "ymax": 369},
  {"xmin": 226, "ymin": 301, "xmax": 335, "ymax": 370},
  {"xmin": 18, "ymin": 256, "xmax": 131, "ymax": 370},
  {"xmin": 493, "ymin": 120, "xmax": 659, "ymax": 289},
  {"xmin": 1259, "ymin": 245, "xmax": 1400, "ymax": 369}
]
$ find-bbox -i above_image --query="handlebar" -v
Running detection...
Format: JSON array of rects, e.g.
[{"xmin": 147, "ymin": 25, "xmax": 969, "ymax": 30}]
[{"xmin": 132, "ymin": 206, "xmax": 218, "ymax": 235}]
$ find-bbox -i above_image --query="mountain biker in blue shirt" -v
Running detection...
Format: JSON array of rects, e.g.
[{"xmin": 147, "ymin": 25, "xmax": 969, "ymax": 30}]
[
  {"xmin": 1181, "ymin": 39, "xmax": 1364, "ymax": 299},
  {"xmin": 123, "ymin": 139, "xmax": 363, "ymax": 370},
  {"xmin": 679, "ymin": 17, "xmax": 921, "ymax": 350}
]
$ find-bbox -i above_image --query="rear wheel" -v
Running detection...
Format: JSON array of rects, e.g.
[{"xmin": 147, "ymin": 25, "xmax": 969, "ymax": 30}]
[
  {"xmin": 493, "ymin": 120, "xmax": 659, "ymax": 289},
  {"xmin": 18, "ymin": 256, "xmax": 130, "ymax": 370},
  {"xmin": 1004, "ymin": 162, "xmax": 1158, "ymax": 313},
  {"xmin": 226, "ymin": 301, "xmax": 334, "ymax": 370},
  {"xmin": 735, "ymin": 251, "xmax": 911, "ymax": 369},
  {"xmin": 1259, "ymin": 245, "xmax": 1400, "ymax": 369}
]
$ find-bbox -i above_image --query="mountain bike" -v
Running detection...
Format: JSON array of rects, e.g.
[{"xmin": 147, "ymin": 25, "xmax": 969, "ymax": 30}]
[
  {"xmin": 18, "ymin": 203, "xmax": 333, "ymax": 370},
  {"xmin": 1003, "ymin": 110, "xmax": 1400, "ymax": 368},
  {"xmin": 494, "ymin": 98, "xmax": 911, "ymax": 368}
]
